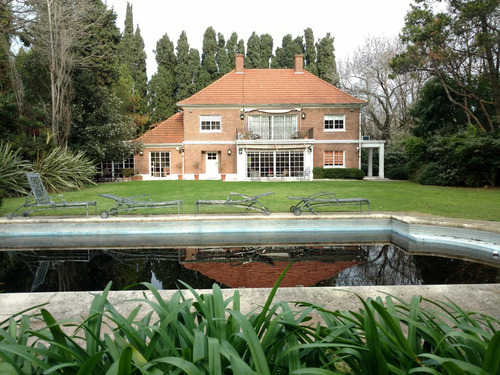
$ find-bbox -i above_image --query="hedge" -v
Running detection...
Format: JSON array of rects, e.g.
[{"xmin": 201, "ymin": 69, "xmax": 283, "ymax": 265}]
[{"xmin": 313, "ymin": 167, "xmax": 365, "ymax": 180}]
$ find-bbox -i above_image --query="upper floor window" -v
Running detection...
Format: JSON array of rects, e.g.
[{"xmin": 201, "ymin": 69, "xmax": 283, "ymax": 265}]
[
  {"xmin": 248, "ymin": 115, "xmax": 297, "ymax": 139},
  {"xmin": 200, "ymin": 115, "xmax": 221, "ymax": 132},
  {"xmin": 324, "ymin": 150, "xmax": 344, "ymax": 168},
  {"xmin": 324, "ymin": 115, "xmax": 345, "ymax": 131}
]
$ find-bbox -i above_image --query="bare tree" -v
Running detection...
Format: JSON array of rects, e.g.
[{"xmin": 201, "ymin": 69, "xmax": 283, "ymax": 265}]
[{"xmin": 338, "ymin": 37, "xmax": 427, "ymax": 140}]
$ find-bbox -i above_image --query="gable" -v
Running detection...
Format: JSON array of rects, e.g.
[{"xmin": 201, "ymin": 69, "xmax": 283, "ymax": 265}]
[
  {"xmin": 138, "ymin": 112, "xmax": 184, "ymax": 144},
  {"xmin": 177, "ymin": 69, "xmax": 366, "ymax": 107}
]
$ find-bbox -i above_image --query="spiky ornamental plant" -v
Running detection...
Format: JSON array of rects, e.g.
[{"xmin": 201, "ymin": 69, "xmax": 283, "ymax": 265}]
[
  {"xmin": 0, "ymin": 142, "xmax": 31, "ymax": 196},
  {"xmin": 33, "ymin": 147, "xmax": 96, "ymax": 193}
]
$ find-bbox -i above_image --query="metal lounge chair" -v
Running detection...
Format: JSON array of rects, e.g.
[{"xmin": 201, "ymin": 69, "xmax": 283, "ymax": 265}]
[
  {"xmin": 195, "ymin": 192, "xmax": 274, "ymax": 216},
  {"xmin": 99, "ymin": 193, "xmax": 183, "ymax": 218},
  {"xmin": 7, "ymin": 172, "xmax": 97, "ymax": 219},
  {"xmin": 288, "ymin": 191, "xmax": 370, "ymax": 215}
]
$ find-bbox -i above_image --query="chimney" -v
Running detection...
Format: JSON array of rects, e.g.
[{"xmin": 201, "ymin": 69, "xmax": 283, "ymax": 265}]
[
  {"xmin": 235, "ymin": 53, "xmax": 244, "ymax": 73},
  {"xmin": 294, "ymin": 54, "xmax": 304, "ymax": 73}
]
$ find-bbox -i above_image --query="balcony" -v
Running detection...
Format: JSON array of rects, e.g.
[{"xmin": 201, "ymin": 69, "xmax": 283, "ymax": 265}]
[{"xmin": 236, "ymin": 128, "xmax": 314, "ymax": 141}]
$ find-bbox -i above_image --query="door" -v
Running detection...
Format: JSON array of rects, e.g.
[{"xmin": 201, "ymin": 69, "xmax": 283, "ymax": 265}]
[{"xmin": 206, "ymin": 152, "xmax": 218, "ymax": 177}]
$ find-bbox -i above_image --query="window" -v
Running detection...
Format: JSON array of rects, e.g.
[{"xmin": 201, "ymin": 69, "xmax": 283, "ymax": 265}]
[
  {"xmin": 324, "ymin": 115, "xmax": 345, "ymax": 131},
  {"xmin": 248, "ymin": 115, "xmax": 297, "ymax": 139},
  {"xmin": 200, "ymin": 115, "xmax": 221, "ymax": 131},
  {"xmin": 150, "ymin": 152, "xmax": 170, "ymax": 177},
  {"xmin": 324, "ymin": 151, "xmax": 344, "ymax": 168},
  {"xmin": 247, "ymin": 150, "xmax": 304, "ymax": 178}
]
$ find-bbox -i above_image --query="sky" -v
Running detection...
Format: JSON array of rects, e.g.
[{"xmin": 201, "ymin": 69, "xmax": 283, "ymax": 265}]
[{"xmin": 104, "ymin": 0, "xmax": 415, "ymax": 77}]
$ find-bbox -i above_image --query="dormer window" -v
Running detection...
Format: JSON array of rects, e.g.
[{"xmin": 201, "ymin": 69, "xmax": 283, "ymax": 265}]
[{"xmin": 200, "ymin": 115, "xmax": 221, "ymax": 132}]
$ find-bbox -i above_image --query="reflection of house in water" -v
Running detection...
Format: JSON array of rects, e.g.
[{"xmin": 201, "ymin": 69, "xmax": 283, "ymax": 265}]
[{"xmin": 181, "ymin": 245, "xmax": 367, "ymax": 288}]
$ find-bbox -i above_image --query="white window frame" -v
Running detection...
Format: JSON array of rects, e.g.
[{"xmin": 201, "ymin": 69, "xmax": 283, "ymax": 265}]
[
  {"xmin": 324, "ymin": 150, "xmax": 345, "ymax": 168},
  {"xmin": 200, "ymin": 115, "xmax": 221, "ymax": 132},
  {"xmin": 324, "ymin": 114, "xmax": 345, "ymax": 132}
]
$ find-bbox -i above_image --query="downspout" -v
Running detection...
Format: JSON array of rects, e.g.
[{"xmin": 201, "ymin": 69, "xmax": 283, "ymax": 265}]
[{"xmin": 358, "ymin": 108, "xmax": 362, "ymax": 170}]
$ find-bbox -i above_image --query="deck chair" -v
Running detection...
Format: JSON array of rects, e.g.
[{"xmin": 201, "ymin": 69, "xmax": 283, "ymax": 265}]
[
  {"xmin": 7, "ymin": 172, "xmax": 97, "ymax": 219},
  {"xmin": 195, "ymin": 192, "xmax": 274, "ymax": 216},
  {"xmin": 288, "ymin": 191, "xmax": 370, "ymax": 215},
  {"xmin": 99, "ymin": 193, "xmax": 183, "ymax": 218}
]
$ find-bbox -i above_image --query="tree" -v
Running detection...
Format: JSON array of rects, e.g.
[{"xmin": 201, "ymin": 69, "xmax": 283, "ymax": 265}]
[
  {"xmin": 393, "ymin": 0, "xmax": 500, "ymax": 133},
  {"xmin": 116, "ymin": 2, "xmax": 148, "ymax": 129},
  {"xmin": 216, "ymin": 32, "xmax": 231, "ymax": 76},
  {"xmin": 338, "ymin": 37, "xmax": 426, "ymax": 140},
  {"xmin": 272, "ymin": 34, "xmax": 303, "ymax": 68},
  {"xmin": 174, "ymin": 31, "xmax": 191, "ymax": 101},
  {"xmin": 246, "ymin": 31, "xmax": 260, "ymax": 68},
  {"xmin": 316, "ymin": 33, "xmax": 337, "ymax": 85},
  {"xmin": 259, "ymin": 33, "xmax": 273, "ymax": 69},
  {"xmin": 199, "ymin": 26, "xmax": 218, "ymax": 87},
  {"xmin": 304, "ymin": 28, "xmax": 318, "ymax": 76},
  {"xmin": 148, "ymin": 33, "xmax": 177, "ymax": 123},
  {"xmin": 25, "ymin": 0, "xmax": 105, "ymax": 147}
]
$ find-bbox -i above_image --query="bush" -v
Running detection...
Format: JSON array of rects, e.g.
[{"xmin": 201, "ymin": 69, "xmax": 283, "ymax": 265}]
[
  {"xmin": 313, "ymin": 167, "xmax": 365, "ymax": 180},
  {"xmin": 418, "ymin": 162, "xmax": 459, "ymax": 186},
  {"xmin": 33, "ymin": 147, "xmax": 97, "ymax": 193},
  {"xmin": 387, "ymin": 166, "xmax": 409, "ymax": 180},
  {"xmin": 0, "ymin": 142, "xmax": 31, "ymax": 196}
]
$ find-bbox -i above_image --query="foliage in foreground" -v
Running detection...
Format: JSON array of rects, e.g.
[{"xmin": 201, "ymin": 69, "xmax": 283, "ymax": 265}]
[{"xmin": 0, "ymin": 264, "xmax": 499, "ymax": 374}]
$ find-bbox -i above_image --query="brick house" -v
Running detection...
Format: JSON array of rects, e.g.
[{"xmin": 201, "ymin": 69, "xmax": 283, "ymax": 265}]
[{"xmin": 135, "ymin": 54, "xmax": 385, "ymax": 180}]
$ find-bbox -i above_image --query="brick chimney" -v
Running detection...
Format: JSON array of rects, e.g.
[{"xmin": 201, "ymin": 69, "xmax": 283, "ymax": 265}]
[
  {"xmin": 235, "ymin": 53, "xmax": 244, "ymax": 73},
  {"xmin": 294, "ymin": 54, "xmax": 304, "ymax": 73}
]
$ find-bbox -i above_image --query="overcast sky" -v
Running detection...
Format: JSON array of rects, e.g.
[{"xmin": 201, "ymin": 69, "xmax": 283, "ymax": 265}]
[{"xmin": 104, "ymin": 0, "xmax": 415, "ymax": 77}]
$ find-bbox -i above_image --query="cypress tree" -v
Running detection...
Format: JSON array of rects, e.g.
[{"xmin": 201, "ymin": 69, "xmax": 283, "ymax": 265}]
[
  {"xmin": 226, "ymin": 32, "xmax": 239, "ymax": 69},
  {"xmin": 149, "ymin": 33, "xmax": 177, "ymax": 122},
  {"xmin": 260, "ymin": 33, "xmax": 273, "ymax": 69},
  {"xmin": 216, "ymin": 32, "xmax": 231, "ymax": 76},
  {"xmin": 316, "ymin": 33, "xmax": 338, "ymax": 85},
  {"xmin": 199, "ymin": 26, "xmax": 218, "ymax": 87},
  {"xmin": 174, "ymin": 31, "xmax": 191, "ymax": 101},
  {"xmin": 246, "ymin": 32, "xmax": 261, "ymax": 68},
  {"xmin": 304, "ymin": 28, "xmax": 318, "ymax": 76}
]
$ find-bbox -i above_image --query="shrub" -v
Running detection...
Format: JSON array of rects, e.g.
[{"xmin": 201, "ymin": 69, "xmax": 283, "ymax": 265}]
[
  {"xmin": 33, "ymin": 147, "xmax": 97, "ymax": 193},
  {"xmin": 0, "ymin": 142, "xmax": 31, "ymax": 196},
  {"xmin": 387, "ymin": 166, "xmax": 409, "ymax": 180},
  {"xmin": 313, "ymin": 167, "xmax": 365, "ymax": 180},
  {"xmin": 418, "ymin": 162, "xmax": 459, "ymax": 186}
]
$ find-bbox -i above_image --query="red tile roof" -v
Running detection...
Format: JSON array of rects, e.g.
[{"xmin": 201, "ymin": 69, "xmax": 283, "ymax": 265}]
[
  {"xmin": 182, "ymin": 260, "xmax": 361, "ymax": 288},
  {"xmin": 138, "ymin": 112, "xmax": 184, "ymax": 144},
  {"xmin": 178, "ymin": 69, "xmax": 366, "ymax": 106}
]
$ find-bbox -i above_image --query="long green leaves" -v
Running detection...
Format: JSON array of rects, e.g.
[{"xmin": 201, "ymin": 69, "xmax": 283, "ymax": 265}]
[{"xmin": 0, "ymin": 277, "xmax": 498, "ymax": 374}]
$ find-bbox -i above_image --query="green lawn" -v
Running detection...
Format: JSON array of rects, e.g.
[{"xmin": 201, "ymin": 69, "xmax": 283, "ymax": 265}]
[{"xmin": 1, "ymin": 179, "xmax": 499, "ymax": 221}]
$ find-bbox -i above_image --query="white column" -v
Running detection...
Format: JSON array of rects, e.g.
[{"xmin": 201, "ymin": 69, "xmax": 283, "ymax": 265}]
[
  {"xmin": 378, "ymin": 144, "xmax": 385, "ymax": 179},
  {"xmin": 367, "ymin": 148, "xmax": 373, "ymax": 177}
]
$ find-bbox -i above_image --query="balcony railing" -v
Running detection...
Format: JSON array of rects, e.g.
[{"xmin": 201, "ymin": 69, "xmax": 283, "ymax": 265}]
[{"xmin": 236, "ymin": 128, "xmax": 313, "ymax": 140}]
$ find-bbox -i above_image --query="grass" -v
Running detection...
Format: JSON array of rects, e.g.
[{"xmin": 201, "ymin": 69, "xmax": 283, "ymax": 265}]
[{"xmin": 1, "ymin": 179, "xmax": 499, "ymax": 221}]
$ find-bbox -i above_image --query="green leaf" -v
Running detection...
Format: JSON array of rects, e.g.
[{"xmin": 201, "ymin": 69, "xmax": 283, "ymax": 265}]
[
  {"xmin": 154, "ymin": 357, "xmax": 205, "ymax": 375},
  {"xmin": 483, "ymin": 331, "xmax": 500, "ymax": 373},
  {"xmin": 118, "ymin": 346, "xmax": 133, "ymax": 375},
  {"xmin": 208, "ymin": 337, "xmax": 222, "ymax": 375}
]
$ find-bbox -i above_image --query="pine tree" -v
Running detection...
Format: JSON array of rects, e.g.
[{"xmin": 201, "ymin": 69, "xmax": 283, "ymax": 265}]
[
  {"xmin": 316, "ymin": 33, "xmax": 338, "ymax": 85},
  {"xmin": 304, "ymin": 28, "xmax": 318, "ymax": 76},
  {"xmin": 246, "ymin": 32, "xmax": 261, "ymax": 68}
]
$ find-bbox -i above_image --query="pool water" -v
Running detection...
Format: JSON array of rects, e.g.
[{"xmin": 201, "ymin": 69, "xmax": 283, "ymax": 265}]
[{"xmin": 1, "ymin": 243, "xmax": 499, "ymax": 293}]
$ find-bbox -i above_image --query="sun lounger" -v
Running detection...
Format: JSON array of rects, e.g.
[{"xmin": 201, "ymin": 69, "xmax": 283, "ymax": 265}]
[
  {"xmin": 7, "ymin": 172, "xmax": 97, "ymax": 219},
  {"xmin": 99, "ymin": 193, "xmax": 183, "ymax": 218},
  {"xmin": 288, "ymin": 191, "xmax": 370, "ymax": 215},
  {"xmin": 195, "ymin": 192, "xmax": 274, "ymax": 216}
]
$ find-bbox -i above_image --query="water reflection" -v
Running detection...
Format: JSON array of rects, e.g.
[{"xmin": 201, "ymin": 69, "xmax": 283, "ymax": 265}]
[{"xmin": 1, "ymin": 244, "xmax": 498, "ymax": 293}]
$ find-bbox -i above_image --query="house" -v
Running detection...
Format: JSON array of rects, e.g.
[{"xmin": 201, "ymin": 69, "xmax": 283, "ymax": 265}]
[{"xmin": 135, "ymin": 54, "xmax": 385, "ymax": 180}]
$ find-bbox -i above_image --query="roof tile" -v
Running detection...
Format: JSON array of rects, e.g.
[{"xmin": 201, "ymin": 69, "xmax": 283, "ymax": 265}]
[{"xmin": 138, "ymin": 112, "xmax": 184, "ymax": 144}]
